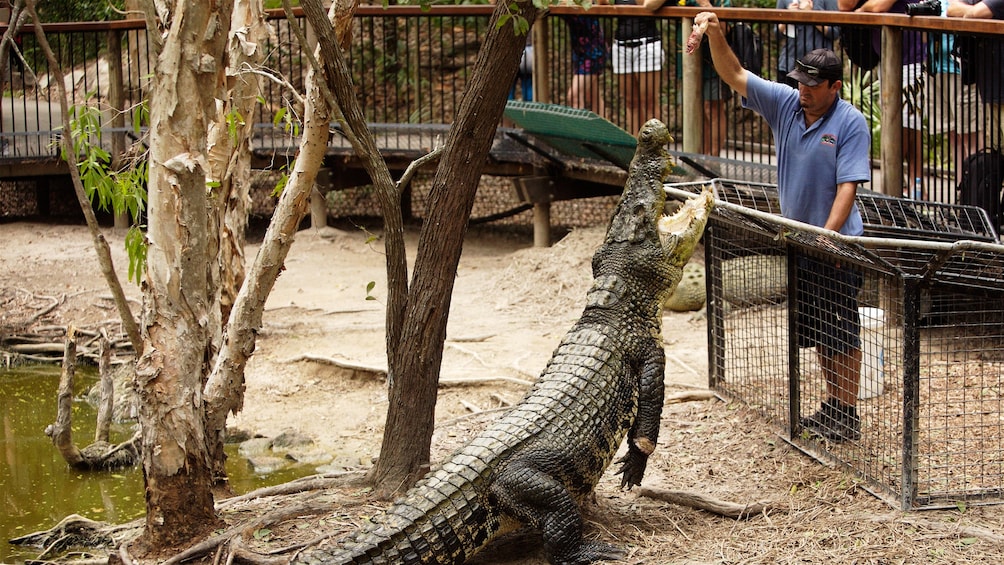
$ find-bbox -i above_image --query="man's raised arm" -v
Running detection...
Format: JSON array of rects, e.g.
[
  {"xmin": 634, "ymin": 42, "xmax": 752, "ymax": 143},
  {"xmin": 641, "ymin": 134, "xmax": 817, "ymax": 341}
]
[{"xmin": 693, "ymin": 12, "xmax": 748, "ymax": 98}]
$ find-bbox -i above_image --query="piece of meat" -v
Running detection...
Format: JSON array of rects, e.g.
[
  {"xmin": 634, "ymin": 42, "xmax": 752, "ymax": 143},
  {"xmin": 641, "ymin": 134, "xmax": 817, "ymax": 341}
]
[{"xmin": 685, "ymin": 20, "xmax": 709, "ymax": 54}]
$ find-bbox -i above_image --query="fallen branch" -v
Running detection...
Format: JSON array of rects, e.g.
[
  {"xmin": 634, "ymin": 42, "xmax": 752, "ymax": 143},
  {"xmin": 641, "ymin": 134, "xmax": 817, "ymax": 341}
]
[
  {"xmin": 285, "ymin": 354, "xmax": 386, "ymax": 378},
  {"xmin": 216, "ymin": 473, "xmax": 363, "ymax": 510},
  {"xmin": 638, "ymin": 487, "xmax": 784, "ymax": 519},
  {"xmin": 869, "ymin": 514, "xmax": 1004, "ymax": 545},
  {"xmin": 439, "ymin": 376, "xmax": 535, "ymax": 388},
  {"xmin": 285, "ymin": 354, "xmax": 535, "ymax": 388},
  {"xmin": 8, "ymin": 514, "xmax": 139, "ymax": 553},
  {"xmin": 24, "ymin": 292, "xmax": 63, "ymax": 326},
  {"xmin": 162, "ymin": 501, "xmax": 331, "ymax": 565},
  {"xmin": 664, "ymin": 390, "xmax": 717, "ymax": 405}
]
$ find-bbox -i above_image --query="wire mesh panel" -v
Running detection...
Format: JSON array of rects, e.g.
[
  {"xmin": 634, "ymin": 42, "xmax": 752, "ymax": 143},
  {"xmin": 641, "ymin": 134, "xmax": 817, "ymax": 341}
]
[{"xmin": 673, "ymin": 179, "xmax": 1004, "ymax": 509}]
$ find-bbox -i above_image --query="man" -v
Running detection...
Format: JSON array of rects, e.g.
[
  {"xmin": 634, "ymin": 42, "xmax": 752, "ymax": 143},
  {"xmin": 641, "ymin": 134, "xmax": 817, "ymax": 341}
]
[
  {"xmin": 948, "ymin": 0, "xmax": 1004, "ymax": 18},
  {"xmin": 693, "ymin": 12, "xmax": 872, "ymax": 441}
]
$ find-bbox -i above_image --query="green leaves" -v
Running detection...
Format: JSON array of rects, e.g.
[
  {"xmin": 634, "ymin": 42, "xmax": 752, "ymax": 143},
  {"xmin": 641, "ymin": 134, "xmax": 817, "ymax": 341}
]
[
  {"xmin": 496, "ymin": 3, "xmax": 529, "ymax": 35},
  {"xmin": 125, "ymin": 226, "xmax": 148, "ymax": 284},
  {"xmin": 65, "ymin": 102, "xmax": 149, "ymax": 285}
]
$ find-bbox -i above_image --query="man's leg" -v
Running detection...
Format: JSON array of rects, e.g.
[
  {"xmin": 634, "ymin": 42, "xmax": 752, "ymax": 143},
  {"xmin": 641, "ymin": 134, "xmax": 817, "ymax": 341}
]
[{"xmin": 805, "ymin": 346, "xmax": 862, "ymax": 442}]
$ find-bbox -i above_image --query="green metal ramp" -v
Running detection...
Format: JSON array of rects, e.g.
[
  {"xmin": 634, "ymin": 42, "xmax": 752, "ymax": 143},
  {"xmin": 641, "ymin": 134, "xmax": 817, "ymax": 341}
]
[{"xmin": 503, "ymin": 100, "xmax": 638, "ymax": 169}]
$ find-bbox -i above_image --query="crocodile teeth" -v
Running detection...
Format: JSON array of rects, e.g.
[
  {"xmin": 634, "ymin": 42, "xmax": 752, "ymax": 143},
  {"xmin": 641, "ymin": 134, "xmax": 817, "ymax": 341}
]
[{"xmin": 658, "ymin": 186, "xmax": 713, "ymax": 236}]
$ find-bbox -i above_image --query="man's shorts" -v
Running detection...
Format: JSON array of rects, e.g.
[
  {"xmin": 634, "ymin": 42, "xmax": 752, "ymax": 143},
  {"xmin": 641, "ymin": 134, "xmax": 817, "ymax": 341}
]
[
  {"xmin": 795, "ymin": 257, "xmax": 863, "ymax": 356},
  {"xmin": 612, "ymin": 38, "xmax": 663, "ymax": 75},
  {"xmin": 926, "ymin": 72, "xmax": 982, "ymax": 135},
  {"xmin": 902, "ymin": 62, "xmax": 925, "ymax": 130}
]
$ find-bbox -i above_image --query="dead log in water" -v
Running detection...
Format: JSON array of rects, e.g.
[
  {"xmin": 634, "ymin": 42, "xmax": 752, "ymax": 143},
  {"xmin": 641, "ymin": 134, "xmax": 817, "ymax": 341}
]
[{"xmin": 44, "ymin": 326, "xmax": 141, "ymax": 471}]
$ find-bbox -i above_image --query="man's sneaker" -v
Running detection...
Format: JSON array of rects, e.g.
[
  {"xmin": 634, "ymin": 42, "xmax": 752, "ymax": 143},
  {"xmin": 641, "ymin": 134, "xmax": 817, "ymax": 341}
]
[{"xmin": 800, "ymin": 399, "xmax": 860, "ymax": 442}]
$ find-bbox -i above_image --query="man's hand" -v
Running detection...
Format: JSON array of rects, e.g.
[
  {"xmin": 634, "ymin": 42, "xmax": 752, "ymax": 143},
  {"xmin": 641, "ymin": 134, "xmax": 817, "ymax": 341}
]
[{"xmin": 691, "ymin": 11, "xmax": 749, "ymax": 96}]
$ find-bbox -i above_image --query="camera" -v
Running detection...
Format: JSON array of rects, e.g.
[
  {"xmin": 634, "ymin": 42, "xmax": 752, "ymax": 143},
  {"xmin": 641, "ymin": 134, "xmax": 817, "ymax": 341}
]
[{"xmin": 906, "ymin": 0, "xmax": 941, "ymax": 16}]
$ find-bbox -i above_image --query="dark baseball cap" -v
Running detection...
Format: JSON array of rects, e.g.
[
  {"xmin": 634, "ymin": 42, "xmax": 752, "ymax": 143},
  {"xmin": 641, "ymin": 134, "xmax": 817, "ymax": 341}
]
[{"xmin": 787, "ymin": 49, "xmax": 843, "ymax": 86}]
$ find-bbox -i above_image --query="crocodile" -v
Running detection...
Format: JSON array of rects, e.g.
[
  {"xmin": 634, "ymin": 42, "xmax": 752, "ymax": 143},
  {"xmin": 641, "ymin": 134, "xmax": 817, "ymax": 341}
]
[{"xmin": 294, "ymin": 119, "xmax": 714, "ymax": 565}]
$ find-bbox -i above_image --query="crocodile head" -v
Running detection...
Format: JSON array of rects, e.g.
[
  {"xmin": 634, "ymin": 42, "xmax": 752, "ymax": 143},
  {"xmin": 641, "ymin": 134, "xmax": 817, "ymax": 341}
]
[{"xmin": 589, "ymin": 119, "xmax": 714, "ymax": 312}]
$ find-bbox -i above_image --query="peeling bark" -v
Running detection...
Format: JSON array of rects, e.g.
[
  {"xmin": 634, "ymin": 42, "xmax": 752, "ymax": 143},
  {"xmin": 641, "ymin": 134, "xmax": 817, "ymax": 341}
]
[
  {"xmin": 134, "ymin": 0, "xmax": 234, "ymax": 550},
  {"xmin": 202, "ymin": 0, "xmax": 270, "ymax": 486}
]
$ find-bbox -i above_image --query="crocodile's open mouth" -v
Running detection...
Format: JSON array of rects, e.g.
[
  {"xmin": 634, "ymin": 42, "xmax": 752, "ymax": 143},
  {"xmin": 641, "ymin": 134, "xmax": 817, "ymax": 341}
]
[{"xmin": 657, "ymin": 186, "xmax": 714, "ymax": 263}]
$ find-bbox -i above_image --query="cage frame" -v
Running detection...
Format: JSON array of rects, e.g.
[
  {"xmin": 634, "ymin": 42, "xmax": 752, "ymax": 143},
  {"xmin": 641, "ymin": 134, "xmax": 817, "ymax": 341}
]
[{"xmin": 667, "ymin": 180, "xmax": 1004, "ymax": 510}]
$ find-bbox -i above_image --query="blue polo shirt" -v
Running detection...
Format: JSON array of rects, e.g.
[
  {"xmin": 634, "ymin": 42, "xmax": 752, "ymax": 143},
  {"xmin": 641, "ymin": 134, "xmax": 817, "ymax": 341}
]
[{"xmin": 743, "ymin": 74, "xmax": 870, "ymax": 236}]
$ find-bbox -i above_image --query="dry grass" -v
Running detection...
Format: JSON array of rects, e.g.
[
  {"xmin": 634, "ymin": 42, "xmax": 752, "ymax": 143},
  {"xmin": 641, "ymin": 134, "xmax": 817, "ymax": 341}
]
[{"xmin": 218, "ymin": 391, "xmax": 1004, "ymax": 564}]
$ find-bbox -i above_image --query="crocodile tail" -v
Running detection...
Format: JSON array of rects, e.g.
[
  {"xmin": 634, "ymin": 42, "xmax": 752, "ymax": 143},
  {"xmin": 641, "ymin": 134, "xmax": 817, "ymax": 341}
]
[{"xmin": 294, "ymin": 460, "xmax": 502, "ymax": 565}]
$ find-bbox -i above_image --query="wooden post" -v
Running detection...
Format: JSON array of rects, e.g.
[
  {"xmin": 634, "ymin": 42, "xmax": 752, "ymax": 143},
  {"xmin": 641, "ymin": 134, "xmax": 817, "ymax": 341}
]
[
  {"xmin": 682, "ymin": 18, "xmax": 703, "ymax": 155},
  {"xmin": 533, "ymin": 21, "xmax": 549, "ymax": 103},
  {"xmin": 533, "ymin": 201, "xmax": 551, "ymax": 247},
  {"xmin": 310, "ymin": 183, "xmax": 328, "ymax": 228},
  {"xmin": 95, "ymin": 332, "xmax": 114, "ymax": 443},
  {"xmin": 107, "ymin": 29, "xmax": 129, "ymax": 228},
  {"xmin": 48, "ymin": 326, "xmax": 84, "ymax": 466},
  {"xmin": 880, "ymin": 26, "xmax": 903, "ymax": 197}
]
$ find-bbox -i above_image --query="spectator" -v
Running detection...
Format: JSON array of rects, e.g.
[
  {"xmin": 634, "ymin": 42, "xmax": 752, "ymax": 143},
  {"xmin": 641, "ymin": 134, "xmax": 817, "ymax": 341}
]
[
  {"xmin": 840, "ymin": 0, "xmax": 926, "ymax": 194},
  {"xmin": 693, "ymin": 11, "xmax": 872, "ymax": 442},
  {"xmin": 612, "ymin": 0, "xmax": 667, "ymax": 135},
  {"xmin": 686, "ymin": 0, "xmax": 732, "ymax": 156},
  {"xmin": 510, "ymin": 36, "xmax": 534, "ymax": 101},
  {"xmin": 927, "ymin": 1, "xmax": 983, "ymax": 185},
  {"xmin": 776, "ymin": 0, "xmax": 840, "ymax": 89},
  {"xmin": 563, "ymin": 13, "xmax": 609, "ymax": 116},
  {"xmin": 948, "ymin": 0, "xmax": 1004, "ymax": 149}
]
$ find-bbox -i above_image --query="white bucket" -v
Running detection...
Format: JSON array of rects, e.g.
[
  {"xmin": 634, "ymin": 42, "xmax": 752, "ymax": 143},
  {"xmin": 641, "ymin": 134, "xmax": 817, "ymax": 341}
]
[{"xmin": 858, "ymin": 307, "xmax": 885, "ymax": 399}]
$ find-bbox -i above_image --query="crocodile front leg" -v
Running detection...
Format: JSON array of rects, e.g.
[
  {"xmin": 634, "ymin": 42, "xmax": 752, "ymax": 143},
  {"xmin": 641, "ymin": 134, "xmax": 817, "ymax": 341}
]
[
  {"xmin": 491, "ymin": 456, "xmax": 627, "ymax": 565},
  {"xmin": 617, "ymin": 337, "xmax": 665, "ymax": 489}
]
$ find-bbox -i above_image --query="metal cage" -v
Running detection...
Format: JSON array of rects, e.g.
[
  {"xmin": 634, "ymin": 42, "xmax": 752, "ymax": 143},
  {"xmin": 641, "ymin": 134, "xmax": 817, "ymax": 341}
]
[{"xmin": 668, "ymin": 179, "xmax": 1004, "ymax": 510}]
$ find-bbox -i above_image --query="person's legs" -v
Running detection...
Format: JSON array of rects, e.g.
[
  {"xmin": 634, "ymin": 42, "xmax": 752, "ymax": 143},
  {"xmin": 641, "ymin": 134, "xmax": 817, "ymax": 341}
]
[
  {"xmin": 798, "ymin": 259, "xmax": 863, "ymax": 442},
  {"xmin": 620, "ymin": 72, "xmax": 641, "ymax": 135},
  {"xmin": 702, "ymin": 99, "xmax": 726, "ymax": 157},
  {"xmin": 904, "ymin": 127, "xmax": 924, "ymax": 196},
  {"xmin": 819, "ymin": 347, "xmax": 861, "ymax": 407},
  {"xmin": 612, "ymin": 41, "xmax": 643, "ymax": 134},
  {"xmin": 634, "ymin": 69, "xmax": 660, "ymax": 135},
  {"xmin": 903, "ymin": 63, "xmax": 925, "ymax": 195},
  {"xmin": 568, "ymin": 73, "xmax": 604, "ymax": 117}
]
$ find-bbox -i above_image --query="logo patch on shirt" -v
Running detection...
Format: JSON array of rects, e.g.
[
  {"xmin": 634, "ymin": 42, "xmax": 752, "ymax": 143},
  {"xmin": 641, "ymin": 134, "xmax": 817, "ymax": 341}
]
[{"xmin": 820, "ymin": 133, "xmax": 837, "ymax": 146}]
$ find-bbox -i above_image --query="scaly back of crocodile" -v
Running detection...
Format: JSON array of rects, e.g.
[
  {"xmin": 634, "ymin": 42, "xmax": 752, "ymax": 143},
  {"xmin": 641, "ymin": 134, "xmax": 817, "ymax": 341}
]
[{"xmin": 293, "ymin": 120, "xmax": 713, "ymax": 565}]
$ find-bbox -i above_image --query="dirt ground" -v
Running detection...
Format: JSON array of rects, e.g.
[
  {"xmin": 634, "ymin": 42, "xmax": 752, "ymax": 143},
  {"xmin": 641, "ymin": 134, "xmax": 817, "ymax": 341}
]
[{"xmin": 2, "ymin": 220, "xmax": 1003, "ymax": 564}]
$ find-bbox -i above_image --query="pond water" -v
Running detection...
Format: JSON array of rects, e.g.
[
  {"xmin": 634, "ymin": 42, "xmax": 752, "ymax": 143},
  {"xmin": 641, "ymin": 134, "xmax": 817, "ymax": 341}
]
[{"xmin": 0, "ymin": 364, "xmax": 318, "ymax": 563}]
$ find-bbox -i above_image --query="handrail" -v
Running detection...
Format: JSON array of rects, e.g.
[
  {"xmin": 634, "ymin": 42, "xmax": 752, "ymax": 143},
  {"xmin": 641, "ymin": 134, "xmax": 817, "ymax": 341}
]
[
  {"xmin": 4, "ymin": 4, "xmax": 1004, "ymax": 213},
  {"xmin": 5, "ymin": 5, "xmax": 1004, "ymax": 35}
]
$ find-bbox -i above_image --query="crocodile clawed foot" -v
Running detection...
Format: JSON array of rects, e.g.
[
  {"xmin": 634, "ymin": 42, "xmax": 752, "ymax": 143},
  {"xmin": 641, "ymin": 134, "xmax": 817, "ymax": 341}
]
[
  {"xmin": 552, "ymin": 540, "xmax": 628, "ymax": 565},
  {"xmin": 614, "ymin": 450, "xmax": 648, "ymax": 490}
]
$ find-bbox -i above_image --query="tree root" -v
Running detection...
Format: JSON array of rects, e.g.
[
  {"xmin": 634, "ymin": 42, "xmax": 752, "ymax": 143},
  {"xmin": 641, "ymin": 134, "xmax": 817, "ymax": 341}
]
[
  {"xmin": 161, "ymin": 501, "xmax": 331, "ymax": 565},
  {"xmin": 637, "ymin": 487, "xmax": 785, "ymax": 519},
  {"xmin": 216, "ymin": 472, "xmax": 364, "ymax": 510},
  {"xmin": 9, "ymin": 514, "xmax": 141, "ymax": 559}
]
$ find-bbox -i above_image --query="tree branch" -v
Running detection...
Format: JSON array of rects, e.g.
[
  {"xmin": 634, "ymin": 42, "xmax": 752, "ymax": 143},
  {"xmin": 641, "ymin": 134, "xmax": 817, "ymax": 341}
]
[
  {"xmin": 638, "ymin": 487, "xmax": 785, "ymax": 519},
  {"xmin": 23, "ymin": 0, "xmax": 144, "ymax": 355}
]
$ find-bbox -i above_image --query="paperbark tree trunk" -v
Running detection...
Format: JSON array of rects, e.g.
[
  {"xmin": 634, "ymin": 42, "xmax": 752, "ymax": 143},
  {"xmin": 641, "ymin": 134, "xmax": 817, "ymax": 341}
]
[
  {"xmin": 133, "ymin": 0, "xmax": 233, "ymax": 550},
  {"xmin": 202, "ymin": 0, "xmax": 270, "ymax": 488}
]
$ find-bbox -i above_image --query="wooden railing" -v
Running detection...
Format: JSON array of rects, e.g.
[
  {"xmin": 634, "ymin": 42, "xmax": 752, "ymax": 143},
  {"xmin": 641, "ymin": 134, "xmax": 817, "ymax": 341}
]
[{"xmin": 3, "ymin": 6, "xmax": 1004, "ymax": 205}]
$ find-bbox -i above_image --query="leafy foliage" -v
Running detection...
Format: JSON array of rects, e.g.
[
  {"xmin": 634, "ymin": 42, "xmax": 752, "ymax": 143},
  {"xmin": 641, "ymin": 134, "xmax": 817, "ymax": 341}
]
[
  {"xmin": 63, "ymin": 101, "xmax": 150, "ymax": 283},
  {"xmin": 37, "ymin": 1, "xmax": 126, "ymax": 22}
]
